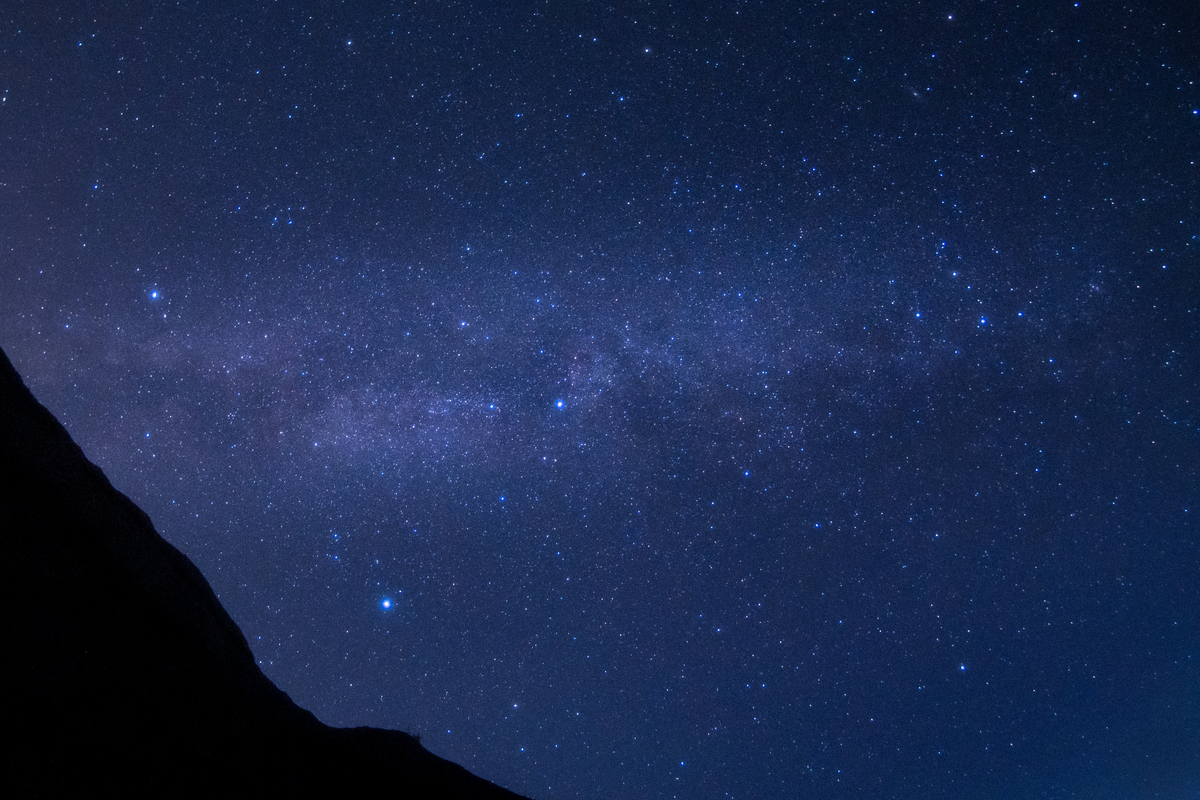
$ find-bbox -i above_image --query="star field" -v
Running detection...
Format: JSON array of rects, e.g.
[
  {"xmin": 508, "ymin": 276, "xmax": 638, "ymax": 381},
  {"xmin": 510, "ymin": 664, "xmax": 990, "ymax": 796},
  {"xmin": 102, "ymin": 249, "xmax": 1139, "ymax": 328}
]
[{"xmin": 2, "ymin": 2, "xmax": 1197, "ymax": 798}]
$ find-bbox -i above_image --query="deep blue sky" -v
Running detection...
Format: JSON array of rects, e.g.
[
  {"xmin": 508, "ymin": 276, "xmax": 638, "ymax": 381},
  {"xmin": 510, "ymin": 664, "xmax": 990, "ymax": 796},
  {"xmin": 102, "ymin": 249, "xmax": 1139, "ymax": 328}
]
[{"xmin": 2, "ymin": 2, "xmax": 1198, "ymax": 797}]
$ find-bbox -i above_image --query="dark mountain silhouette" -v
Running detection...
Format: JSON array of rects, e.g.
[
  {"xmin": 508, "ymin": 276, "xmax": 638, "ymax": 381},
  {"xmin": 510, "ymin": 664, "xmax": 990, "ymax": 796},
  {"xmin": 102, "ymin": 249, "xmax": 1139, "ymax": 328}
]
[{"xmin": 0, "ymin": 346, "xmax": 530, "ymax": 798}]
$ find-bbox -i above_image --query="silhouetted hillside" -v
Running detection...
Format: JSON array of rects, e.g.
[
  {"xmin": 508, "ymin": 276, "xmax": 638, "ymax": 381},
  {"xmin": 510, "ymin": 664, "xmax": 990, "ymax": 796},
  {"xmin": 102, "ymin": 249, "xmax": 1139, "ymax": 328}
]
[{"xmin": 0, "ymin": 346, "xmax": 529, "ymax": 798}]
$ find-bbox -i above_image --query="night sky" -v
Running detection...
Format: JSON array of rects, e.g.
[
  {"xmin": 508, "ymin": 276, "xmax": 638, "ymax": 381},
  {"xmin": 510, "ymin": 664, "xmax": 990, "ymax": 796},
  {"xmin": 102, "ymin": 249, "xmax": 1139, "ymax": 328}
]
[{"xmin": 2, "ymin": 2, "xmax": 1198, "ymax": 798}]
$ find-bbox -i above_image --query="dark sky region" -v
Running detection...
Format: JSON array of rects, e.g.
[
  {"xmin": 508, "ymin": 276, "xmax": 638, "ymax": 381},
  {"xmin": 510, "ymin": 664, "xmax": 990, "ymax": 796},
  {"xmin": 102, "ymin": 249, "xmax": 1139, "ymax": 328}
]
[{"xmin": 2, "ymin": 2, "xmax": 1198, "ymax": 798}]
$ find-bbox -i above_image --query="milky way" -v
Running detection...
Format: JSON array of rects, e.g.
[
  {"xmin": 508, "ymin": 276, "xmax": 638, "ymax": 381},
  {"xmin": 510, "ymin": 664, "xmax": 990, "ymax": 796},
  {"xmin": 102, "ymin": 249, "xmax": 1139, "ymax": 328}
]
[{"xmin": 2, "ymin": 3, "xmax": 1197, "ymax": 798}]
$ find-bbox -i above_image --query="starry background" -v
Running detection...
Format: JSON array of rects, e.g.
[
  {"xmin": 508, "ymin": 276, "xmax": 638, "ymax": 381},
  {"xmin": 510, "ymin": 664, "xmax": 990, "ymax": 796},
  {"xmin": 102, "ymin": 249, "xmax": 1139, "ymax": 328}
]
[{"xmin": 2, "ymin": 1, "xmax": 1198, "ymax": 797}]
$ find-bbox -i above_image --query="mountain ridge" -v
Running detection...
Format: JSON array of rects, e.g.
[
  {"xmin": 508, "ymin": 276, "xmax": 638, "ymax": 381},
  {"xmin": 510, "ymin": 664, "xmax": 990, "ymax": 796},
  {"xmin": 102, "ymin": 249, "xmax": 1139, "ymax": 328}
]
[{"xmin": 0, "ymin": 345, "xmax": 530, "ymax": 798}]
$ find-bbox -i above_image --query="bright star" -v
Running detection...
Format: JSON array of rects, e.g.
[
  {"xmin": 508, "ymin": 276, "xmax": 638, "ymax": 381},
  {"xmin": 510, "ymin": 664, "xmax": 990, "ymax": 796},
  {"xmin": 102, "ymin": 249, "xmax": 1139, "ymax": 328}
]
[{"xmin": 381, "ymin": 598, "xmax": 392, "ymax": 609}]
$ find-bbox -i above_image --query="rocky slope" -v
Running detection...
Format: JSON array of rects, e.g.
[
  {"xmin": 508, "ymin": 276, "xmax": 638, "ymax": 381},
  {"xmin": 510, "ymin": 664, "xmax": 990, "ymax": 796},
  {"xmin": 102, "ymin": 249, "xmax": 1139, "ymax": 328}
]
[{"xmin": 0, "ymin": 346, "xmax": 528, "ymax": 798}]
